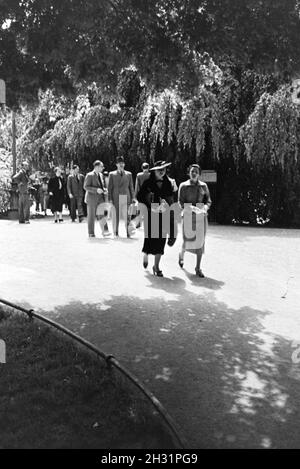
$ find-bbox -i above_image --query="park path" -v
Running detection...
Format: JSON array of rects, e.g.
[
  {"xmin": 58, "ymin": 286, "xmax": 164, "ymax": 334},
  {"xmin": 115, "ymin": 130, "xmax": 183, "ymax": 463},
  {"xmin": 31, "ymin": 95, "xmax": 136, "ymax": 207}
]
[{"xmin": 1, "ymin": 218, "xmax": 300, "ymax": 448}]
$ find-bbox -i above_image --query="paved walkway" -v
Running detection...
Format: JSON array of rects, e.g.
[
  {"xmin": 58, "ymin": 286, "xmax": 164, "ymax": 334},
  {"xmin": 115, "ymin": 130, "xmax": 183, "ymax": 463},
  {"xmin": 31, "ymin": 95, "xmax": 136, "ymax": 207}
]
[{"xmin": 1, "ymin": 217, "xmax": 300, "ymax": 448}]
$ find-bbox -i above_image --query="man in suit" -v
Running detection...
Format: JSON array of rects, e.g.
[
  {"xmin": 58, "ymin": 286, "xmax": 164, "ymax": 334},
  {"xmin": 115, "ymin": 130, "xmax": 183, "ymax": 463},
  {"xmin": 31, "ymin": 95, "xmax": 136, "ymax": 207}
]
[
  {"xmin": 67, "ymin": 165, "xmax": 85, "ymax": 222},
  {"xmin": 84, "ymin": 160, "xmax": 110, "ymax": 238},
  {"xmin": 135, "ymin": 162, "xmax": 150, "ymax": 198},
  {"xmin": 108, "ymin": 156, "xmax": 135, "ymax": 237},
  {"xmin": 12, "ymin": 160, "xmax": 32, "ymax": 224},
  {"xmin": 134, "ymin": 162, "xmax": 150, "ymax": 229}
]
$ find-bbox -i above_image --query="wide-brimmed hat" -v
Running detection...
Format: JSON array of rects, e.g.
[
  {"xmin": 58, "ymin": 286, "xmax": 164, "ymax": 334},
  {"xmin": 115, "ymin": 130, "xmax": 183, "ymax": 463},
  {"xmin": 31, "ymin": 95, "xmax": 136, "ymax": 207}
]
[{"xmin": 150, "ymin": 160, "xmax": 172, "ymax": 171}]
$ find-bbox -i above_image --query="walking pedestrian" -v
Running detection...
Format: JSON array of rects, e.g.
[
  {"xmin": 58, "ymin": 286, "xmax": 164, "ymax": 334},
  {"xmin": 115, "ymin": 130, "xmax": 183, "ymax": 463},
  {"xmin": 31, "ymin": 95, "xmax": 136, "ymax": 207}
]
[
  {"xmin": 67, "ymin": 164, "xmax": 85, "ymax": 222},
  {"xmin": 178, "ymin": 164, "xmax": 212, "ymax": 277},
  {"xmin": 48, "ymin": 167, "xmax": 66, "ymax": 223},
  {"xmin": 134, "ymin": 162, "xmax": 150, "ymax": 229},
  {"xmin": 40, "ymin": 177, "xmax": 50, "ymax": 216},
  {"xmin": 84, "ymin": 160, "xmax": 109, "ymax": 238},
  {"xmin": 135, "ymin": 163, "xmax": 150, "ymax": 198},
  {"xmin": 33, "ymin": 176, "xmax": 41, "ymax": 212},
  {"xmin": 137, "ymin": 160, "xmax": 177, "ymax": 277},
  {"xmin": 108, "ymin": 156, "xmax": 135, "ymax": 238},
  {"xmin": 12, "ymin": 160, "xmax": 32, "ymax": 224}
]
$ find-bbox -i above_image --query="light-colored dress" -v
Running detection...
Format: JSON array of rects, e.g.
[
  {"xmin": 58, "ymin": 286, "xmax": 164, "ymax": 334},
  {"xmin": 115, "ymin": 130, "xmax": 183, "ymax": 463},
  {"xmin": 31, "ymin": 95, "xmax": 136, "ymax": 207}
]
[{"xmin": 178, "ymin": 179, "xmax": 212, "ymax": 254}]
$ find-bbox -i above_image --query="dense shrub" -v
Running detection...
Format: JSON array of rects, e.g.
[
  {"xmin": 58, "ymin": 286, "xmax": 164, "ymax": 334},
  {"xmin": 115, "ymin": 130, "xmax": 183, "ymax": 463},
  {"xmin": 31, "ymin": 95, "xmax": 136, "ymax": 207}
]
[{"xmin": 0, "ymin": 149, "xmax": 12, "ymax": 214}]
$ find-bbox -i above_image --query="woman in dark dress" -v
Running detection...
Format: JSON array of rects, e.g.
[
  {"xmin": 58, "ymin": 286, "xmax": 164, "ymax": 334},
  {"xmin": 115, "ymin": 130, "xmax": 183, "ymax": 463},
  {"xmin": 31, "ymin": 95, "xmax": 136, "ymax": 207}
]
[
  {"xmin": 48, "ymin": 167, "xmax": 65, "ymax": 223},
  {"xmin": 178, "ymin": 164, "xmax": 212, "ymax": 277},
  {"xmin": 137, "ymin": 160, "xmax": 176, "ymax": 277}
]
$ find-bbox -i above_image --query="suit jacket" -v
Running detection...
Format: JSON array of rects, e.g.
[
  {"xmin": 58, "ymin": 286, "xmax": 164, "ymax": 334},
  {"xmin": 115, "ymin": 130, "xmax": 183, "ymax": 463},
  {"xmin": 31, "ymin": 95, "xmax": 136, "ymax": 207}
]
[
  {"xmin": 135, "ymin": 171, "xmax": 150, "ymax": 198},
  {"xmin": 108, "ymin": 170, "xmax": 134, "ymax": 205},
  {"xmin": 67, "ymin": 173, "xmax": 84, "ymax": 198},
  {"xmin": 12, "ymin": 169, "xmax": 31, "ymax": 194},
  {"xmin": 84, "ymin": 170, "xmax": 106, "ymax": 205}
]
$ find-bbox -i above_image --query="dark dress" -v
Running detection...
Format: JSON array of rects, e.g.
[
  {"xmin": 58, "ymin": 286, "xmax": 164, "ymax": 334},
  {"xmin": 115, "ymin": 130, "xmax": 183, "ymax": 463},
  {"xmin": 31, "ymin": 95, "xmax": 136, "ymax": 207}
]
[
  {"xmin": 137, "ymin": 173, "xmax": 175, "ymax": 255},
  {"xmin": 48, "ymin": 176, "xmax": 65, "ymax": 213}
]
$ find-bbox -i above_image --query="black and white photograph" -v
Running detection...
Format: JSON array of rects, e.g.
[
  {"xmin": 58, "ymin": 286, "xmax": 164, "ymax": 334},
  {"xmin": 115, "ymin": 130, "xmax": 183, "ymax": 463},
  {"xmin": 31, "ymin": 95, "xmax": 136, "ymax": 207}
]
[{"xmin": 1, "ymin": 0, "xmax": 300, "ymax": 455}]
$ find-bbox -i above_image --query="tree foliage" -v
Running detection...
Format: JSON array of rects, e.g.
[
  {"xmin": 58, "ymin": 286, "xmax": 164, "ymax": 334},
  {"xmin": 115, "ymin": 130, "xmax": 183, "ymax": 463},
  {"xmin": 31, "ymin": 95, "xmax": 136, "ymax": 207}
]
[
  {"xmin": 2, "ymin": 1, "xmax": 300, "ymax": 225},
  {"xmin": 241, "ymin": 87, "xmax": 300, "ymax": 170},
  {"xmin": 1, "ymin": 0, "xmax": 300, "ymax": 107}
]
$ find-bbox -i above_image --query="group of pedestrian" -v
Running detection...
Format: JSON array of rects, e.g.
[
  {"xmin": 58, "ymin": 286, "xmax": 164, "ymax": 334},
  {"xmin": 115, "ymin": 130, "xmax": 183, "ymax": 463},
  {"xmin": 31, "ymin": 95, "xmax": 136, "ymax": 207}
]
[
  {"xmin": 83, "ymin": 157, "xmax": 212, "ymax": 277},
  {"xmin": 13, "ymin": 156, "xmax": 212, "ymax": 277},
  {"xmin": 12, "ymin": 163, "xmax": 64, "ymax": 221}
]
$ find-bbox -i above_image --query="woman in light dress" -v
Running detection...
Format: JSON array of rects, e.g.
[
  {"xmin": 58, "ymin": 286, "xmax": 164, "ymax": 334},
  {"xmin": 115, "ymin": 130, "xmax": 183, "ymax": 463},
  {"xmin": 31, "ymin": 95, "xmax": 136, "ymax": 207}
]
[{"xmin": 178, "ymin": 164, "xmax": 212, "ymax": 277}]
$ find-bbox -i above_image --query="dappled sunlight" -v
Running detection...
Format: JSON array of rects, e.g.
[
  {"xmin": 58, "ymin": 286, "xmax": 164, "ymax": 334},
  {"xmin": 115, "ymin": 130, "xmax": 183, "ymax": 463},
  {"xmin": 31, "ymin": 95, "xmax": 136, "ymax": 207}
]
[{"xmin": 33, "ymin": 294, "xmax": 300, "ymax": 448}]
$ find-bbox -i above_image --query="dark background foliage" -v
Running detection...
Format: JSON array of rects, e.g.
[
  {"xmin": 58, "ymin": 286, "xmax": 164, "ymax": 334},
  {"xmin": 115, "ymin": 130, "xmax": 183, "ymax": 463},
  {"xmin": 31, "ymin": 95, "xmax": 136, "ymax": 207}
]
[{"xmin": 1, "ymin": 0, "xmax": 300, "ymax": 225}]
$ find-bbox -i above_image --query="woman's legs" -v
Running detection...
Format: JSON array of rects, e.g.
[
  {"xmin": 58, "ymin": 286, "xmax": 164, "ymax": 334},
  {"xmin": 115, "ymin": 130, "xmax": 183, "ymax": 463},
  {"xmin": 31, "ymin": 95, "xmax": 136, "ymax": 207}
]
[
  {"xmin": 143, "ymin": 253, "xmax": 148, "ymax": 268},
  {"xmin": 196, "ymin": 252, "xmax": 202, "ymax": 271},
  {"xmin": 195, "ymin": 250, "xmax": 205, "ymax": 277},
  {"xmin": 154, "ymin": 254, "xmax": 162, "ymax": 270}
]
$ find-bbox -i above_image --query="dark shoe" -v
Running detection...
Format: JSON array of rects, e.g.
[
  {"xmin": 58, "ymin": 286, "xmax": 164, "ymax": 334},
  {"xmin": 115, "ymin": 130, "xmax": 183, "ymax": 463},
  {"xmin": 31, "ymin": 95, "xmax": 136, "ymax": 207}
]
[
  {"xmin": 71, "ymin": 220, "xmax": 76, "ymax": 223},
  {"xmin": 195, "ymin": 268, "xmax": 205, "ymax": 278},
  {"xmin": 178, "ymin": 254, "xmax": 184, "ymax": 268},
  {"xmin": 143, "ymin": 254, "xmax": 148, "ymax": 269},
  {"xmin": 54, "ymin": 220, "xmax": 58, "ymax": 223},
  {"xmin": 59, "ymin": 219, "xmax": 64, "ymax": 223},
  {"xmin": 167, "ymin": 237, "xmax": 176, "ymax": 247},
  {"xmin": 19, "ymin": 221, "xmax": 25, "ymax": 224},
  {"xmin": 153, "ymin": 266, "xmax": 163, "ymax": 277},
  {"xmin": 89, "ymin": 234, "xmax": 95, "ymax": 238},
  {"xmin": 79, "ymin": 217, "xmax": 84, "ymax": 223}
]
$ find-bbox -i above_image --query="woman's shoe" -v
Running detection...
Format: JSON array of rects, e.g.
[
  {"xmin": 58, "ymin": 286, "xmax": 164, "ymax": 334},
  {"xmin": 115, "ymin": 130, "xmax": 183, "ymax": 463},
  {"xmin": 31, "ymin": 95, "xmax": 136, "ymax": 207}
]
[
  {"xmin": 143, "ymin": 254, "xmax": 148, "ymax": 269},
  {"xmin": 153, "ymin": 266, "xmax": 163, "ymax": 277},
  {"xmin": 195, "ymin": 268, "xmax": 205, "ymax": 278},
  {"xmin": 59, "ymin": 219, "xmax": 64, "ymax": 223},
  {"xmin": 178, "ymin": 254, "xmax": 184, "ymax": 268}
]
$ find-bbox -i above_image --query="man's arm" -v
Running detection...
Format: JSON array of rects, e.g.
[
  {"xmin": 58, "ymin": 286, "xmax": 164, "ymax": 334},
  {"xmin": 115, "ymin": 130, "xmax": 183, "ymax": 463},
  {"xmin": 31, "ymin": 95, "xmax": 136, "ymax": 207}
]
[
  {"xmin": 129, "ymin": 173, "xmax": 135, "ymax": 201},
  {"xmin": 48, "ymin": 178, "xmax": 54, "ymax": 195},
  {"xmin": 67, "ymin": 175, "xmax": 73, "ymax": 198},
  {"xmin": 108, "ymin": 173, "xmax": 113, "ymax": 202},
  {"xmin": 178, "ymin": 183, "xmax": 185, "ymax": 209},
  {"xmin": 134, "ymin": 175, "xmax": 140, "ymax": 199}
]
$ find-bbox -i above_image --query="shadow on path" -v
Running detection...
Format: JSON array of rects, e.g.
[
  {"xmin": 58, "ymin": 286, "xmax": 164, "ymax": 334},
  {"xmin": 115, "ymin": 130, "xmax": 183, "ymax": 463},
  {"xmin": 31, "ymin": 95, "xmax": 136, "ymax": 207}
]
[{"xmin": 26, "ymin": 275, "xmax": 300, "ymax": 449}]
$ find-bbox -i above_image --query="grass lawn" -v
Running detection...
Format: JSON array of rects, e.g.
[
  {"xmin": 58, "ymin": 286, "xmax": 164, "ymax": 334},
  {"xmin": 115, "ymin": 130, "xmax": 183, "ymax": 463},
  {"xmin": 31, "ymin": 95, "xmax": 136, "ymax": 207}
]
[{"xmin": 0, "ymin": 307, "xmax": 176, "ymax": 449}]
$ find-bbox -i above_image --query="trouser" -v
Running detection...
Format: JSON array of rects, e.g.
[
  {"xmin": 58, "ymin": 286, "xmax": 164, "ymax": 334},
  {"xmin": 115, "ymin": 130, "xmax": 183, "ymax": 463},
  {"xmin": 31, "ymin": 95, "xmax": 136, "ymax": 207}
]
[
  {"xmin": 87, "ymin": 201, "xmax": 97, "ymax": 235},
  {"xmin": 35, "ymin": 197, "xmax": 40, "ymax": 212},
  {"xmin": 112, "ymin": 200, "xmax": 131, "ymax": 235},
  {"xmin": 70, "ymin": 196, "xmax": 84, "ymax": 221},
  {"xmin": 18, "ymin": 193, "xmax": 30, "ymax": 223},
  {"xmin": 41, "ymin": 194, "xmax": 49, "ymax": 212},
  {"xmin": 87, "ymin": 201, "xmax": 108, "ymax": 235}
]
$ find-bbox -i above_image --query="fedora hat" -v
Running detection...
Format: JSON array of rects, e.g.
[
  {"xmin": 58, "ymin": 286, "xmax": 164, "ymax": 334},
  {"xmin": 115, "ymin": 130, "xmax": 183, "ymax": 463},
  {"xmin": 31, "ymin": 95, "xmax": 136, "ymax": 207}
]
[{"xmin": 150, "ymin": 160, "xmax": 171, "ymax": 171}]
